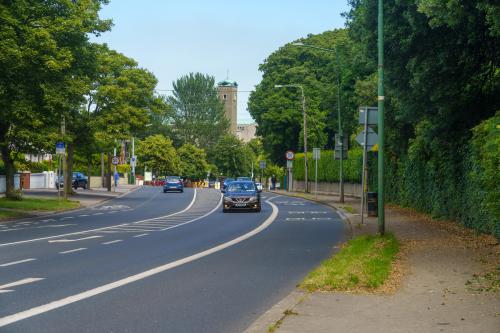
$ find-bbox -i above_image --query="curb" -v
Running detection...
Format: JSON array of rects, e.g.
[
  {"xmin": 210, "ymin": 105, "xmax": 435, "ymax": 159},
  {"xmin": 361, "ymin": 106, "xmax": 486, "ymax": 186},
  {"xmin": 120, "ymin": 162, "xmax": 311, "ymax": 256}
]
[
  {"xmin": 242, "ymin": 191, "xmax": 354, "ymax": 333},
  {"xmin": 243, "ymin": 291, "xmax": 307, "ymax": 333},
  {"xmin": 0, "ymin": 186, "xmax": 141, "ymax": 224}
]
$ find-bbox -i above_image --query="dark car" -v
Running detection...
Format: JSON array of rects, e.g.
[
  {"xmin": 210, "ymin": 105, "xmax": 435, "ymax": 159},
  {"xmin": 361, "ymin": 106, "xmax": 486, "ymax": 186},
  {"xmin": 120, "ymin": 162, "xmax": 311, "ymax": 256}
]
[
  {"xmin": 223, "ymin": 181, "xmax": 261, "ymax": 213},
  {"xmin": 163, "ymin": 176, "xmax": 184, "ymax": 193},
  {"xmin": 221, "ymin": 178, "xmax": 234, "ymax": 192},
  {"xmin": 56, "ymin": 172, "xmax": 88, "ymax": 189}
]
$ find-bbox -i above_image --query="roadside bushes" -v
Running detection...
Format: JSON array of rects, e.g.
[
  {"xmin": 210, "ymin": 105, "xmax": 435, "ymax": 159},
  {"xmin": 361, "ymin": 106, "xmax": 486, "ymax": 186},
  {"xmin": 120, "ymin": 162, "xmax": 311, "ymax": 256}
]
[{"xmin": 293, "ymin": 148, "xmax": 363, "ymax": 183}]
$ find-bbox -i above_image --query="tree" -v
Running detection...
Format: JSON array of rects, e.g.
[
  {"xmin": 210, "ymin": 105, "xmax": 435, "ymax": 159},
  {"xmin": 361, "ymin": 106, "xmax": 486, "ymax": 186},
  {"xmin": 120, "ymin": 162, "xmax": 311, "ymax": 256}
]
[
  {"xmin": 208, "ymin": 135, "xmax": 254, "ymax": 178},
  {"xmin": 248, "ymin": 29, "xmax": 365, "ymax": 163},
  {"xmin": 168, "ymin": 73, "xmax": 229, "ymax": 149},
  {"xmin": 0, "ymin": 0, "xmax": 111, "ymax": 197},
  {"xmin": 137, "ymin": 135, "xmax": 180, "ymax": 177},
  {"xmin": 178, "ymin": 144, "xmax": 209, "ymax": 181}
]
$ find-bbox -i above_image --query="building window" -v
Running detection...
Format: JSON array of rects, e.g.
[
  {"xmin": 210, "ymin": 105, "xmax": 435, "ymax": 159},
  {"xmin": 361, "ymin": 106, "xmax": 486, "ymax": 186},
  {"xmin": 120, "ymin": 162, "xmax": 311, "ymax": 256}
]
[{"xmin": 223, "ymin": 94, "xmax": 227, "ymax": 100}]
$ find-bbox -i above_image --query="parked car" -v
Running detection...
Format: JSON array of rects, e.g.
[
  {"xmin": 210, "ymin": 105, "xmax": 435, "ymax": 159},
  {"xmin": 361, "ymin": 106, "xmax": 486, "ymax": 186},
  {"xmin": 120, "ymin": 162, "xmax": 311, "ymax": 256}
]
[
  {"xmin": 56, "ymin": 172, "xmax": 88, "ymax": 189},
  {"xmin": 221, "ymin": 178, "xmax": 234, "ymax": 192},
  {"xmin": 223, "ymin": 181, "xmax": 261, "ymax": 213},
  {"xmin": 163, "ymin": 176, "xmax": 184, "ymax": 193}
]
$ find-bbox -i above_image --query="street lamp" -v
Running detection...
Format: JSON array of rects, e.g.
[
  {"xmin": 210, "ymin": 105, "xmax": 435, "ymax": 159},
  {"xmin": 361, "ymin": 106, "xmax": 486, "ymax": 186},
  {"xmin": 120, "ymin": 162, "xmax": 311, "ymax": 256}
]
[
  {"xmin": 275, "ymin": 84, "xmax": 309, "ymax": 193},
  {"xmin": 292, "ymin": 42, "xmax": 345, "ymax": 203}
]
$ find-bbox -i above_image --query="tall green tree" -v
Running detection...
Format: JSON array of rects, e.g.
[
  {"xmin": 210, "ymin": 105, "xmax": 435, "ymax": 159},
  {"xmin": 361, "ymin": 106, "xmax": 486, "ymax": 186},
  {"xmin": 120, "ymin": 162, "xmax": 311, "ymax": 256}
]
[
  {"xmin": 137, "ymin": 135, "xmax": 180, "ymax": 177},
  {"xmin": 208, "ymin": 135, "xmax": 254, "ymax": 178},
  {"xmin": 0, "ymin": 0, "xmax": 111, "ymax": 197},
  {"xmin": 178, "ymin": 143, "xmax": 209, "ymax": 180},
  {"xmin": 168, "ymin": 73, "xmax": 229, "ymax": 150}
]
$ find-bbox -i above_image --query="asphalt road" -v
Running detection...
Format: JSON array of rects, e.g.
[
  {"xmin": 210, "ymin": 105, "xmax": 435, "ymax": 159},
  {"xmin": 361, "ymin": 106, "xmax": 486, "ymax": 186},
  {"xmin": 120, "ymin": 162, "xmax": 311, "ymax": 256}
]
[{"xmin": 0, "ymin": 186, "xmax": 346, "ymax": 332}]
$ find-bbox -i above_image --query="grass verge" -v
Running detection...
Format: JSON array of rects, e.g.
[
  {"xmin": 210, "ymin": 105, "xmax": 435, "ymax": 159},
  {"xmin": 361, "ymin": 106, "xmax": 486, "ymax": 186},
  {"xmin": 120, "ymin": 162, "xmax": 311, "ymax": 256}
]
[
  {"xmin": 0, "ymin": 209, "xmax": 27, "ymax": 221},
  {"xmin": 300, "ymin": 233, "xmax": 399, "ymax": 292},
  {"xmin": 0, "ymin": 197, "xmax": 79, "ymax": 211}
]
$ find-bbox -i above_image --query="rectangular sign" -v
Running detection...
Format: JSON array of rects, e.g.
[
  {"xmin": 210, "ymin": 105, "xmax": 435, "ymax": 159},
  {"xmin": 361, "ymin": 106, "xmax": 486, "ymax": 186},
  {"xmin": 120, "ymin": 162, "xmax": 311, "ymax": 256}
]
[
  {"xmin": 259, "ymin": 161, "xmax": 266, "ymax": 169},
  {"xmin": 286, "ymin": 160, "xmax": 293, "ymax": 169},
  {"xmin": 359, "ymin": 107, "xmax": 378, "ymax": 125},
  {"xmin": 312, "ymin": 148, "xmax": 321, "ymax": 160},
  {"xmin": 144, "ymin": 172, "xmax": 152, "ymax": 182},
  {"xmin": 55, "ymin": 142, "xmax": 65, "ymax": 155},
  {"xmin": 334, "ymin": 135, "xmax": 348, "ymax": 150}
]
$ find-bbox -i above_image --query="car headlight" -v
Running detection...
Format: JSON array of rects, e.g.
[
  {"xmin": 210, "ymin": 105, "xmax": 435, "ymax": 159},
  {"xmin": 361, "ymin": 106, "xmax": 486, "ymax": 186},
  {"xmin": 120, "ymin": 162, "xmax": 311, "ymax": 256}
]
[
  {"xmin": 223, "ymin": 196, "xmax": 232, "ymax": 202},
  {"xmin": 248, "ymin": 196, "xmax": 258, "ymax": 202}
]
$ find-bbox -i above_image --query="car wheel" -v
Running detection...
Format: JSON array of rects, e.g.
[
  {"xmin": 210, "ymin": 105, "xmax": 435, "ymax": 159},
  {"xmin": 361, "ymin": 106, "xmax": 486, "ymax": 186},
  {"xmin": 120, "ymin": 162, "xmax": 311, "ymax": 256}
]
[
  {"xmin": 163, "ymin": 190, "xmax": 167, "ymax": 193},
  {"xmin": 180, "ymin": 189, "xmax": 184, "ymax": 193}
]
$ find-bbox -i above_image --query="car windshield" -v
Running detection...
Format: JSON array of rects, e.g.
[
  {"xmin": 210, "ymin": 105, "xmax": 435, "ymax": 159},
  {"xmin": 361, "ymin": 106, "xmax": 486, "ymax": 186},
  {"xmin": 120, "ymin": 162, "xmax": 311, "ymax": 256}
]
[
  {"xmin": 237, "ymin": 177, "xmax": 251, "ymax": 181},
  {"xmin": 167, "ymin": 176, "xmax": 180, "ymax": 182},
  {"xmin": 227, "ymin": 182, "xmax": 255, "ymax": 192}
]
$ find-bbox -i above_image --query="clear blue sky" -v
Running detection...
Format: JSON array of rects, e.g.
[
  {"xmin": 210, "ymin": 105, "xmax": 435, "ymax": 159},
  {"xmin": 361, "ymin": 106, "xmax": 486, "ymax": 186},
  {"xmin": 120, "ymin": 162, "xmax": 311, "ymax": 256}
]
[{"xmin": 94, "ymin": 0, "xmax": 350, "ymax": 124}]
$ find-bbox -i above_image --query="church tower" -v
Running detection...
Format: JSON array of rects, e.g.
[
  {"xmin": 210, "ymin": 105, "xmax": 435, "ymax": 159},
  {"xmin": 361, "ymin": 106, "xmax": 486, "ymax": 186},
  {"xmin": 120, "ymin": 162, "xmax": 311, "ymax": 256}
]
[{"xmin": 217, "ymin": 80, "xmax": 238, "ymax": 135}]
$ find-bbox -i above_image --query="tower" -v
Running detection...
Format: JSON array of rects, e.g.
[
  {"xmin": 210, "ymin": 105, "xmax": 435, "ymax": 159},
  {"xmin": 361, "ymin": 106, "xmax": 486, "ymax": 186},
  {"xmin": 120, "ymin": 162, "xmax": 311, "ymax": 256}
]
[{"xmin": 217, "ymin": 80, "xmax": 238, "ymax": 135}]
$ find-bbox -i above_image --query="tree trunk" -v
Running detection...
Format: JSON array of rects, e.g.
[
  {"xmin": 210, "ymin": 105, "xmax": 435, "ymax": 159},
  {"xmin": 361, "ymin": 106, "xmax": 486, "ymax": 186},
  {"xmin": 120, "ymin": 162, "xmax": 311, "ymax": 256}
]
[
  {"xmin": 101, "ymin": 152, "xmax": 105, "ymax": 188},
  {"xmin": 106, "ymin": 152, "xmax": 112, "ymax": 192},
  {"xmin": 87, "ymin": 155, "xmax": 92, "ymax": 190},
  {"xmin": 65, "ymin": 143, "xmax": 74, "ymax": 196},
  {"xmin": 0, "ymin": 145, "xmax": 16, "ymax": 198}
]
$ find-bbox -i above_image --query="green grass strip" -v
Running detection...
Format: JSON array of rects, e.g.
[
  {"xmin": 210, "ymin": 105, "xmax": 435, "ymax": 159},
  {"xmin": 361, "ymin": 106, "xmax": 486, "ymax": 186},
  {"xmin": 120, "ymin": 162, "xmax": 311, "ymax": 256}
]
[
  {"xmin": 300, "ymin": 233, "xmax": 399, "ymax": 291},
  {"xmin": 0, "ymin": 198, "xmax": 79, "ymax": 211},
  {"xmin": 0, "ymin": 209, "xmax": 27, "ymax": 220}
]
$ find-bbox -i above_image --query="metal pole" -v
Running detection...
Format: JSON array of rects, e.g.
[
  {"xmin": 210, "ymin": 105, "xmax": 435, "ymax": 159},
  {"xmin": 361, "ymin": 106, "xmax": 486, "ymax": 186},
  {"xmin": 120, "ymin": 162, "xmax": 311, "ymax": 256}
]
[
  {"xmin": 315, "ymin": 156, "xmax": 318, "ymax": 200},
  {"xmin": 131, "ymin": 136, "xmax": 135, "ymax": 184},
  {"xmin": 61, "ymin": 116, "xmax": 67, "ymax": 200},
  {"xmin": 377, "ymin": 0, "xmax": 385, "ymax": 235},
  {"xmin": 113, "ymin": 147, "xmax": 117, "ymax": 193},
  {"xmin": 336, "ymin": 49, "xmax": 344, "ymax": 203},
  {"xmin": 361, "ymin": 108, "xmax": 369, "ymax": 224},
  {"xmin": 300, "ymin": 86, "xmax": 309, "ymax": 193},
  {"xmin": 57, "ymin": 155, "xmax": 61, "ymax": 201}
]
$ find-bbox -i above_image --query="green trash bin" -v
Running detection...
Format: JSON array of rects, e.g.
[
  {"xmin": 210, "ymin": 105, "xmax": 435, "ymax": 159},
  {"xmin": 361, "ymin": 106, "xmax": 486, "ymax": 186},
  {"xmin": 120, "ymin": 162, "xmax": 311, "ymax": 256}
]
[{"xmin": 367, "ymin": 192, "xmax": 378, "ymax": 217}]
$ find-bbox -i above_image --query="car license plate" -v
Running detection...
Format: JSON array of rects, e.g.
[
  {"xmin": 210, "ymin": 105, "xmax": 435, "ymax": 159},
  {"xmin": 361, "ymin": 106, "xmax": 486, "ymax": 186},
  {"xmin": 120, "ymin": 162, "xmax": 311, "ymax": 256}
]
[{"xmin": 235, "ymin": 203, "xmax": 246, "ymax": 207}]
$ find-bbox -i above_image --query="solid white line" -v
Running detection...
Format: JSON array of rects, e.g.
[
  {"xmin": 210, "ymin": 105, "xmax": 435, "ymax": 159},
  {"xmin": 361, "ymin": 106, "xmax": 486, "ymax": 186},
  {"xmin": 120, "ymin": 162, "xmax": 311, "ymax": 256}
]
[
  {"xmin": 0, "ymin": 198, "xmax": 278, "ymax": 328},
  {"xmin": 48, "ymin": 236, "xmax": 102, "ymax": 243},
  {"xmin": 102, "ymin": 240, "xmax": 122, "ymax": 245},
  {"xmin": 59, "ymin": 248, "xmax": 87, "ymax": 254},
  {"xmin": 0, "ymin": 258, "xmax": 36, "ymax": 267},
  {"xmin": 0, "ymin": 189, "xmax": 198, "ymax": 247},
  {"xmin": 0, "ymin": 278, "xmax": 44, "ymax": 291},
  {"xmin": 78, "ymin": 214, "xmax": 89, "ymax": 217},
  {"xmin": 132, "ymin": 234, "xmax": 148, "ymax": 238},
  {"xmin": 93, "ymin": 213, "xmax": 104, "ymax": 216}
]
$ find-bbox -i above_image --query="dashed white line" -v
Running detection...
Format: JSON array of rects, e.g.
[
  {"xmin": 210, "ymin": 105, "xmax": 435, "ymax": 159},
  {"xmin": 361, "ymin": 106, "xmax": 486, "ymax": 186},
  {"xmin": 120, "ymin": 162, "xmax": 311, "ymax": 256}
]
[
  {"xmin": 0, "ymin": 278, "xmax": 44, "ymax": 293},
  {"xmin": 78, "ymin": 214, "xmax": 89, "ymax": 217},
  {"xmin": 0, "ymin": 258, "xmax": 36, "ymax": 267},
  {"xmin": 93, "ymin": 212, "xmax": 104, "ymax": 216},
  {"xmin": 102, "ymin": 240, "xmax": 123, "ymax": 245},
  {"xmin": 60, "ymin": 217, "xmax": 74, "ymax": 220},
  {"xmin": 132, "ymin": 233, "xmax": 148, "ymax": 238},
  {"xmin": 48, "ymin": 236, "xmax": 102, "ymax": 243},
  {"xmin": 59, "ymin": 248, "xmax": 87, "ymax": 254}
]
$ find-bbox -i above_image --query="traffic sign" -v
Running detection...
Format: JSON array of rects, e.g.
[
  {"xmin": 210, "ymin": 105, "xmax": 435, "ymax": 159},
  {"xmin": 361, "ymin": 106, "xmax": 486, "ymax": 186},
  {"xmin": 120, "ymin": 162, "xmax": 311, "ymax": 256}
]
[
  {"xmin": 285, "ymin": 150, "xmax": 295, "ymax": 160},
  {"xmin": 111, "ymin": 156, "xmax": 119, "ymax": 165},
  {"xmin": 286, "ymin": 160, "xmax": 293, "ymax": 169},
  {"xmin": 130, "ymin": 155, "xmax": 137, "ymax": 167},
  {"xmin": 359, "ymin": 106, "xmax": 378, "ymax": 125},
  {"xmin": 55, "ymin": 142, "xmax": 65, "ymax": 155},
  {"xmin": 355, "ymin": 127, "xmax": 379, "ymax": 149},
  {"xmin": 334, "ymin": 135, "xmax": 348, "ymax": 150},
  {"xmin": 259, "ymin": 160, "xmax": 266, "ymax": 169},
  {"xmin": 312, "ymin": 148, "xmax": 321, "ymax": 160}
]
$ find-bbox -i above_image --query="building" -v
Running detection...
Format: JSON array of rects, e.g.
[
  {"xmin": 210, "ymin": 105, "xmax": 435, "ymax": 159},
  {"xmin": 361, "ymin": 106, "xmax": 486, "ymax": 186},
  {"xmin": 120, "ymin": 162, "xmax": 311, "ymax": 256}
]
[
  {"xmin": 217, "ymin": 80, "xmax": 238, "ymax": 135},
  {"xmin": 236, "ymin": 123, "xmax": 257, "ymax": 143}
]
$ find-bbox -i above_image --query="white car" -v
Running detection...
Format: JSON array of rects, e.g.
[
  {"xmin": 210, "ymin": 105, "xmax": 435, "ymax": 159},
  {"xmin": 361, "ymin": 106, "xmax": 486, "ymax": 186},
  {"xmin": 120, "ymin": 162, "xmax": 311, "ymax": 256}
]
[{"xmin": 255, "ymin": 182, "xmax": 263, "ymax": 192}]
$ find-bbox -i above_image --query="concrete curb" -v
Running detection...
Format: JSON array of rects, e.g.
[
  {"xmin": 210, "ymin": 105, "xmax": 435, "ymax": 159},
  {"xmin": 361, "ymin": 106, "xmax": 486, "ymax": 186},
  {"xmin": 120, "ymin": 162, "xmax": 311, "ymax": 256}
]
[
  {"xmin": 242, "ymin": 191, "xmax": 354, "ymax": 333},
  {"xmin": 243, "ymin": 291, "xmax": 308, "ymax": 333},
  {"xmin": 0, "ymin": 185, "xmax": 141, "ymax": 224}
]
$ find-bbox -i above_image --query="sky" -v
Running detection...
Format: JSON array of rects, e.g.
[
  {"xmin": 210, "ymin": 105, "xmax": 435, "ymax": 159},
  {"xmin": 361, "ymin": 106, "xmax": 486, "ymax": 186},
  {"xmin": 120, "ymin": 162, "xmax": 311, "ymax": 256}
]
[{"xmin": 94, "ymin": 0, "xmax": 350, "ymax": 124}]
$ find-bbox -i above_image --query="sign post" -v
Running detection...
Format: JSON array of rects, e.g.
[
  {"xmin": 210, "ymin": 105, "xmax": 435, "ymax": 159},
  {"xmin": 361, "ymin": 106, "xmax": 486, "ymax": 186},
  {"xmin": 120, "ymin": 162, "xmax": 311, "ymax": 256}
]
[
  {"xmin": 312, "ymin": 148, "xmax": 320, "ymax": 199},
  {"xmin": 55, "ymin": 142, "xmax": 65, "ymax": 201},
  {"xmin": 259, "ymin": 160, "xmax": 266, "ymax": 184},
  {"xmin": 285, "ymin": 151, "xmax": 295, "ymax": 192},
  {"xmin": 112, "ymin": 153, "xmax": 119, "ymax": 192}
]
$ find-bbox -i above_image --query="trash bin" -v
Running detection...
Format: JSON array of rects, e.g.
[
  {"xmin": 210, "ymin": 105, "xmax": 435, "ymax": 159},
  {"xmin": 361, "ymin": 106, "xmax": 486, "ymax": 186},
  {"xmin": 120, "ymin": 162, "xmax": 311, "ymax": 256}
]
[{"xmin": 367, "ymin": 192, "xmax": 378, "ymax": 217}]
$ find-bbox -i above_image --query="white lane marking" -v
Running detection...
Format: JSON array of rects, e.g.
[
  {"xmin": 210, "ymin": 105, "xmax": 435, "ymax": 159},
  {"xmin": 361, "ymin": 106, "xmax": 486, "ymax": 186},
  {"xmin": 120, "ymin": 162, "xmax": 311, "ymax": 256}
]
[
  {"xmin": 0, "ymin": 224, "xmax": 76, "ymax": 233},
  {"xmin": 0, "ymin": 189, "xmax": 198, "ymax": 247},
  {"xmin": 40, "ymin": 219, "xmax": 55, "ymax": 222},
  {"xmin": 0, "ymin": 258, "xmax": 36, "ymax": 267},
  {"xmin": 133, "ymin": 233, "xmax": 148, "ymax": 238},
  {"xmin": 59, "ymin": 248, "xmax": 87, "ymax": 254},
  {"xmin": 288, "ymin": 211, "xmax": 328, "ymax": 214},
  {"xmin": 60, "ymin": 217, "xmax": 74, "ymax": 220},
  {"xmin": 48, "ymin": 236, "xmax": 102, "ymax": 243},
  {"xmin": 0, "ymin": 198, "xmax": 278, "ymax": 328},
  {"xmin": 0, "ymin": 278, "xmax": 44, "ymax": 292},
  {"xmin": 93, "ymin": 213, "xmax": 104, "ymax": 216},
  {"xmin": 102, "ymin": 240, "xmax": 122, "ymax": 245},
  {"xmin": 285, "ymin": 217, "xmax": 333, "ymax": 221},
  {"xmin": 78, "ymin": 214, "xmax": 89, "ymax": 217}
]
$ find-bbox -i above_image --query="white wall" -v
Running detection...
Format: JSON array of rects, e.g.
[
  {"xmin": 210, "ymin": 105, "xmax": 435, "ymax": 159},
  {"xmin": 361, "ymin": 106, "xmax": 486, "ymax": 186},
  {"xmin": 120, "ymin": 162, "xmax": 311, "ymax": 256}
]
[{"xmin": 0, "ymin": 174, "xmax": 21, "ymax": 193}]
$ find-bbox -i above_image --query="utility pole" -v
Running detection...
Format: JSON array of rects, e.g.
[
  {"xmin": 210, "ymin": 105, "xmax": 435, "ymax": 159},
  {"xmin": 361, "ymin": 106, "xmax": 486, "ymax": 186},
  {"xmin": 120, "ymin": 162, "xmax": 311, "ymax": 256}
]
[
  {"xmin": 378, "ymin": 0, "xmax": 385, "ymax": 235},
  {"xmin": 336, "ymin": 49, "xmax": 344, "ymax": 203},
  {"xmin": 131, "ymin": 136, "xmax": 135, "ymax": 184}
]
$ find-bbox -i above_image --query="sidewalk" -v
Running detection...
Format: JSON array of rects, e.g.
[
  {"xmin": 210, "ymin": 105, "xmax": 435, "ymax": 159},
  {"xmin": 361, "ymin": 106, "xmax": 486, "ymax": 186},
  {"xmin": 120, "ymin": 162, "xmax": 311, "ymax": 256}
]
[{"xmin": 247, "ymin": 190, "xmax": 499, "ymax": 333}]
